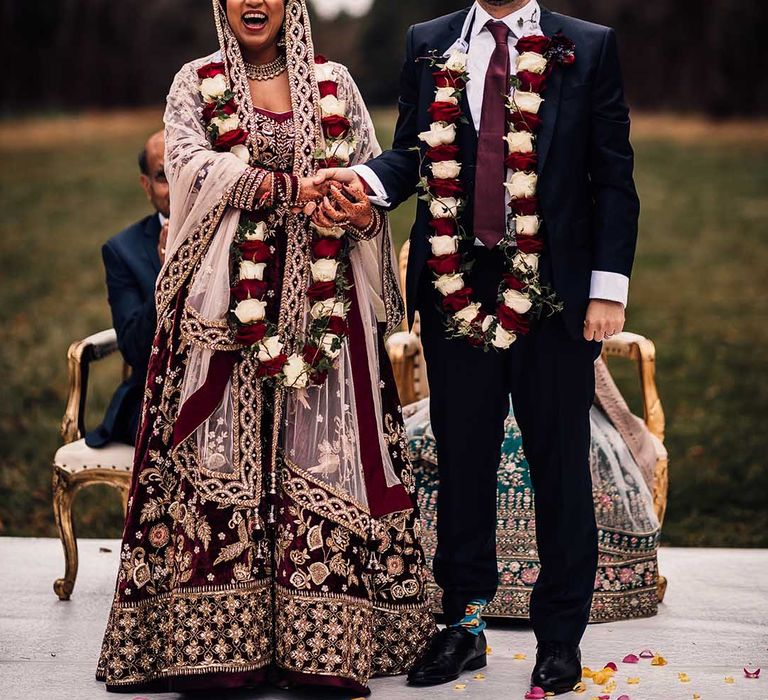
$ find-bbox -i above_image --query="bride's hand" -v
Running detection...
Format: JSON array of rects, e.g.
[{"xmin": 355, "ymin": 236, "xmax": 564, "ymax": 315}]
[
  {"xmin": 294, "ymin": 177, "xmax": 331, "ymax": 216},
  {"xmin": 313, "ymin": 183, "xmax": 373, "ymax": 231}
]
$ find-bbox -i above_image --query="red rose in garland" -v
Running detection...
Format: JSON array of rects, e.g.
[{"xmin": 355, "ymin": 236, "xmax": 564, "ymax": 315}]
[
  {"xmin": 240, "ymin": 239, "xmax": 272, "ymax": 263},
  {"xmin": 197, "ymin": 62, "xmax": 225, "ymax": 79},
  {"xmin": 321, "ymin": 114, "xmax": 351, "ymax": 139}
]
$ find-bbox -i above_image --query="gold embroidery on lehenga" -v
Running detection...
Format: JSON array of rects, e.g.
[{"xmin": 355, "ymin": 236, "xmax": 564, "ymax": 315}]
[{"xmin": 96, "ymin": 580, "xmax": 273, "ymax": 687}]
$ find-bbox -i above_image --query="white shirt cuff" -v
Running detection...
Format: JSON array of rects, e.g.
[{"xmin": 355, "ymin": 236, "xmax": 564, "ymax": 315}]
[
  {"xmin": 590, "ymin": 271, "xmax": 629, "ymax": 307},
  {"xmin": 350, "ymin": 164, "xmax": 390, "ymax": 207}
]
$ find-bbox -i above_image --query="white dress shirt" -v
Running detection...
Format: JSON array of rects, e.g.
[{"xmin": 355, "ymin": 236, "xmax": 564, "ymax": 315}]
[{"xmin": 353, "ymin": 0, "xmax": 630, "ymax": 307}]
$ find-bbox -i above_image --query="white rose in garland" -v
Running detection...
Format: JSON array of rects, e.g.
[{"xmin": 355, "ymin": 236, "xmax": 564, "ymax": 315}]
[
  {"xmin": 311, "ymin": 258, "xmax": 339, "ymax": 283},
  {"xmin": 434, "ymin": 273, "xmax": 465, "ymax": 296},
  {"xmin": 435, "ymin": 87, "xmax": 458, "ymax": 104},
  {"xmin": 429, "ymin": 197, "xmax": 459, "ymax": 219},
  {"xmin": 504, "ymin": 131, "xmax": 534, "ymax": 153},
  {"xmin": 492, "ymin": 324, "xmax": 517, "ymax": 349},
  {"xmin": 444, "ymin": 51, "xmax": 469, "ymax": 72},
  {"xmin": 320, "ymin": 95, "xmax": 346, "ymax": 117},
  {"xmin": 512, "ymin": 252, "xmax": 540, "ymax": 275},
  {"xmin": 327, "ymin": 138, "xmax": 353, "ymax": 165},
  {"xmin": 234, "ymin": 299, "xmax": 267, "ymax": 324},
  {"xmin": 312, "ymin": 223, "xmax": 345, "ymax": 239},
  {"xmin": 517, "ymin": 51, "xmax": 548, "ymax": 74},
  {"xmin": 283, "ymin": 354, "xmax": 310, "ymax": 389},
  {"xmin": 418, "ymin": 123, "xmax": 457, "ymax": 148},
  {"xmin": 315, "ymin": 62, "xmax": 335, "ymax": 82},
  {"xmin": 200, "ymin": 74, "xmax": 227, "ymax": 102},
  {"xmin": 505, "ymin": 172, "xmax": 538, "ymax": 199},
  {"xmin": 319, "ymin": 334, "xmax": 342, "ymax": 360},
  {"xmin": 512, "ymin": 90, "xmax": 544, "ymax": 115},
  {"xmin": 454, "ymin": 303, "xmax": 481, "ymax": 328},
  {"xmin": 430, "ymin": 235, "xmax": 459, "ymax": 256},
  {"xmin": 240, "ymin": 261, "xmax": 267, "ymax": 281},
  {"xmin": 212, "ymin": 114, "xmax": 240, "ymax": 135},
  {"xmin": 257, "ymin": 336, "xmax": 284, "ymax": 363},
  {"xmin": 431, "ymin": 160, "xmax": 462, "ymax": 179},
  {"xmin": 244, "ymin": 221, "xmax": 270, "ymax": 241},
  {"xmin": 515, "ymin": 215, "xmax": 541, "ymax": 236},
  {"xmin": 503, "ymin": 288, "xmax": 533, "ymax": 315},
  {"xmin": 310, "ymin": 298, "xmax": 347, "ymax": 319}
]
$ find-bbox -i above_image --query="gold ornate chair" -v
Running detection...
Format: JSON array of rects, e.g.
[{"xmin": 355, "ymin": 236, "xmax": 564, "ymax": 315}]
[
  {"xmin": 385, "ymin": 241, "xmax": 669, "ymax": 602},
  {"xmin": 52, "ymin": 329, "xmax": 134, "ymax": 600}
]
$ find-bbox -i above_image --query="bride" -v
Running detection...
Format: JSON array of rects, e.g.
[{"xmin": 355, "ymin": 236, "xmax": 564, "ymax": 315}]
[{"xmin": 96, "ymin": 0, "xmax": 435, "ymax": 693}]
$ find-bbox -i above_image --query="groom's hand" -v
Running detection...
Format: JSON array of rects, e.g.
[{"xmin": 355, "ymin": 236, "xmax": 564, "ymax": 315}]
[
  {"xmin": 314, "ymin": 168, "xmax": 364, "ymax": 192},
  {"xmin": 583, "ymin": 300, "xmax": 625, "ymax": 342}
]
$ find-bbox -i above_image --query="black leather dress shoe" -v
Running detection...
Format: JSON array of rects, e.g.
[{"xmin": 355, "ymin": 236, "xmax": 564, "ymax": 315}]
[
  {"xmin": 407, "ymin": 627, "xmax": 487, "ymax": 686},
  {"xmin": 531, "ymin": 641, "xmax": 582, "ymax": 695}
]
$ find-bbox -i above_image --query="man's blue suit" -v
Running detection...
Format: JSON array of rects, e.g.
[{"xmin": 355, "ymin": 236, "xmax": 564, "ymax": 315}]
[
  {"xmin": 86, "ymin": 214, "xmax": 161, "ymax": 447},
  {"xmin": 364, "ymin": 5, "xmax": 640, "ymax": 645}
]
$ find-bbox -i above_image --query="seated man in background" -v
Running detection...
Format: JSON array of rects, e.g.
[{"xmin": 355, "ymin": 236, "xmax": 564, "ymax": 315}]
[{"xmin": 86, "ymin": 130, "xmax": 169, "ymax": 448}]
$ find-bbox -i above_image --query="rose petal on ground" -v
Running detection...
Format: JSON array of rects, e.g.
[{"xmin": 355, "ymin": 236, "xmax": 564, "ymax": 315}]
[
  {"xmin": 724, "ymin": 676, "xmax": 735, "ymax": 683},
  {"xmin": 693, "ymin": 694, "xmax": 701, "ymax": 699},
  {"xmin": 573, "ymin": 681, "xmax": 587, "ymax": 693},
  {"xmin": 486, "ymin": 646, "xmax": 493, "ymax": 655},
  {"xmin": 639, "ymin": 649, "xmax": 654, "ymax": 659},
  {"xmin": 454, "ymin": 683, "xmax": 466, "ymax": 690},
  {"xmin": 678, "ymin": 672, "xmax": 691, "ymax": 682},
  {"xmin": 744, "ymin": 666, "xmax": 761, "ymax": 678},
  {"xmin": 473, "ymin": 673, "xmax": 485, "ymax": 681},
  {"xmin": 582, "ymin": 666, "xmax": 595, "ymax": 678},
  {"xmin": 651, "ymin": 655, "xmax": 668, "ymax": 666},
  {"xmin": 605, "ymin": 679, "xmax": 617, "ymax": 692},
  {"xmin": 617, "ymin": 696, "xmax": 631, "ymax": 700},
  {"xmin": 605, "ymin": 662, "xmax": 618, "ymax": 672},
  {"xmin": 514, "ymin": 653, "xmax": 527, "ymax": 660},
  {"xmin": 627, "ymin": 677, "xmax": 640, "ymax": 684},
  {"xmin": 592, "ymin": 671, "xmax": 609, "ymax": 685},
  {"xmin": 623, "ymin": 654, "xmax": 640, "ymax": 664},
  {"xmin": 524, "ymin": 687, "xmax": 546, "ymax": 699}
]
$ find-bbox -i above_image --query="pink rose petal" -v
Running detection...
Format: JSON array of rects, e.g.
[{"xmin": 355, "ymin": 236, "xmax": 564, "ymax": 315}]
[
  {"xmin": 604, "ymin": 662, "xmax": 618, "ymax": 671},
  {"xmin": 617, "ymin": 696, "xmax": 631, "ymax": 700},
  {"xmin": 744, "ymin": 666, "xmax": 761, "ymax": 678},
  {"xmin": 622, "ymin": 654, "xmax": 640, "ymax": 664},
  {"xmin": 639, "ymin": 649, "xmax": 654, "ymax": 659},
  {"xmin": 524, "ymin": 688, "xmax": 546, "ymax": 700}
]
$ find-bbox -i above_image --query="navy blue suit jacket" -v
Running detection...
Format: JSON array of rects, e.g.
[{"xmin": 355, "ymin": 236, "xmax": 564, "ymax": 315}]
[
  {"xmin": 85, "ymin": 214, "xmax": 161, "ymax": 447},
  {"xmin": 366, "ymin": 6, "xmax": 640, "ymax": 337}
]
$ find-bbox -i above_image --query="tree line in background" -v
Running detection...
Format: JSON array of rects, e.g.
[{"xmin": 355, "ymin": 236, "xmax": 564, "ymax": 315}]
[{"xmin": 1, "ymin": 0, "xmax": 766, "ymax": 117}]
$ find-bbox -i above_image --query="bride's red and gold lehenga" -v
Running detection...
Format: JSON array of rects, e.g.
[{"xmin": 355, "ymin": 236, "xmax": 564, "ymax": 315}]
[{"xmin": 96, "ymin": 0, "xmax": 435, "ymax": 693}]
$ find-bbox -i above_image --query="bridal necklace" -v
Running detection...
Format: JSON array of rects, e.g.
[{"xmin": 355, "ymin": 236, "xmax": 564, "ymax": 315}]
[{"xmin": 244, "ymin": 53, "xmax": 287, "ymax": 81}]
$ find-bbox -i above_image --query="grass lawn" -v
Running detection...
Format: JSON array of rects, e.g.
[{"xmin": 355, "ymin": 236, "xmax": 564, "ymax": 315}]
[{"xmin": 1, "ymin": 110, "xmax": 766, "ymax": 546}]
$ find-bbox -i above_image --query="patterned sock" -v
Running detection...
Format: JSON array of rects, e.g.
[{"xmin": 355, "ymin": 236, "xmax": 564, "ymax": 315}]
[{"xmin": 450, "ymin": 599, "xmax": 487, "ymax": 636}]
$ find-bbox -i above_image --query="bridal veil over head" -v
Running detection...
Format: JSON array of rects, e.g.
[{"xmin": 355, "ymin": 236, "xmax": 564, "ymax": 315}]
[{"xmin": 160, "ymin": 0, "xmax": 406, "ymax": 514}]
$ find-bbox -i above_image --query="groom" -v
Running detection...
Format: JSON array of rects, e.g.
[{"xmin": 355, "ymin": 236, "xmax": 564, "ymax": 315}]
[{"xmin": 318, "ymin": 0, "xmax": 639, "ymax": 693}]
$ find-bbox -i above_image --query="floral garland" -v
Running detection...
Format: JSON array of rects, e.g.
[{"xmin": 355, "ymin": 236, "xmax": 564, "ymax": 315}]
[
  {"xmin": 417, "ymin": 34, "xmax": 574, "ymax": 350},
  {"xmin": 197, "ymin": 58, "xmax": 355, "ymax": 390}
]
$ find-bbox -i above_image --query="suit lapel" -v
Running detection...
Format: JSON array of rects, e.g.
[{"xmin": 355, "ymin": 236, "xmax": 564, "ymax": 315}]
[
  {"xmin": 141, "ymin": 214, "xmax": 162, "ymax": 277},
  {"xmin": 536, "ymin": 7, "xmax": 563, "ymax": 175}
]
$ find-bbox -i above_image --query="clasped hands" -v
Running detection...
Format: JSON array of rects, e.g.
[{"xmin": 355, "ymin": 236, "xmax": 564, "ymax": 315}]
[{"xmin": 292, "ymin": 168, "xmax": 371, "ymax": 231}]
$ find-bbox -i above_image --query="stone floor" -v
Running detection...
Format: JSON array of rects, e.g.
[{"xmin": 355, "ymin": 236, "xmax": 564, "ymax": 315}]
[{"xmin": 0, "ymin": 538, "xmax": 766, "ymax": 700}]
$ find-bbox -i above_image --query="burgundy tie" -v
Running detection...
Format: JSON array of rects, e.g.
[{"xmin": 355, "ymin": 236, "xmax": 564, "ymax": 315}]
[{"xmin": 473, "ymin": 20, "xmax": 511, "ymax": 249}]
